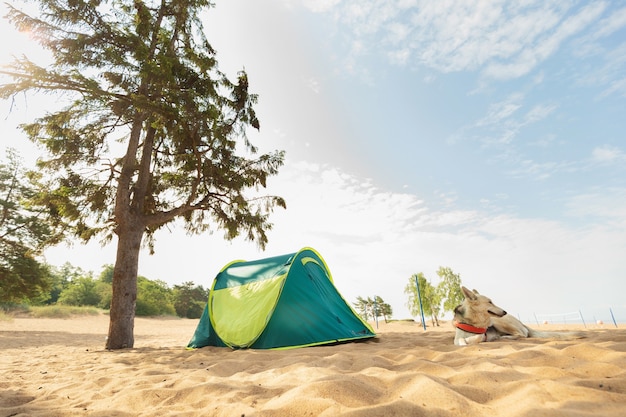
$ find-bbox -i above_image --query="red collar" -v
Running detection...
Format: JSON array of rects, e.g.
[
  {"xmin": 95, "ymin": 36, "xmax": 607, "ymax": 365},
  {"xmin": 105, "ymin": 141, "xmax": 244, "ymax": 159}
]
[{"xmin": 454, "ymin": 321, "xmax": 487, "ymax": 334}]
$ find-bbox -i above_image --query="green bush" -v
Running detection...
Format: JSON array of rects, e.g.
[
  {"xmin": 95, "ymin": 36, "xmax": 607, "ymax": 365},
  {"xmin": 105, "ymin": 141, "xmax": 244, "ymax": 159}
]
[
  {"xmin": 58, "ymin": 276, "xmax": 102, "ymax": 306},
  {"xmin": 135, "ymin": 277, "xmax": 175, "ymax": 316},
  {"xmin": 173, "ymin": 281, "xmax": 208, "ymax": 319}
]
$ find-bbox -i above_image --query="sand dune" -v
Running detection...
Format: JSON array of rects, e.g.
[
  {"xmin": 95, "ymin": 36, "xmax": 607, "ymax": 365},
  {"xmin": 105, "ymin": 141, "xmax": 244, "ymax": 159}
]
[{"xmin": 1, "ymin": 315, "xmax": 625, "ymax": 416}]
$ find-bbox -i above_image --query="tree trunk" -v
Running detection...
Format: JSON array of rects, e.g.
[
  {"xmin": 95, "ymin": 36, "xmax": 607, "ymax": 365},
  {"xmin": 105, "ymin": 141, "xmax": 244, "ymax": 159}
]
[{"xmin": 105, "ymin": 225, "xmax": 144, "ymax": 349}]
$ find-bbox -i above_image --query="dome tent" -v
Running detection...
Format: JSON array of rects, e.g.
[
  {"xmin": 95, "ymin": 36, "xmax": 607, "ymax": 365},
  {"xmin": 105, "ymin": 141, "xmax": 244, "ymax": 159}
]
[{"xmin": 187, "ymin": 247, "xmax": 376, "ymax": 349}]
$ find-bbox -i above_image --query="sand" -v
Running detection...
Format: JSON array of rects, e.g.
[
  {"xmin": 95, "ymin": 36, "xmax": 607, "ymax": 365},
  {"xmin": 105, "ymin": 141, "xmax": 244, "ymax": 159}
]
[{"xmin": 1, "ymin": 314, "xmax": 625, "ymax": 417}]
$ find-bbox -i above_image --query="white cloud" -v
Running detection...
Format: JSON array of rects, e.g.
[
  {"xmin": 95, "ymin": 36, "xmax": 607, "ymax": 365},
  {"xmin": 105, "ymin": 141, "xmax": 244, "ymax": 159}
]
[
  {"xmin": 469, "ymin": 94, "xmax": 557, "ymax": 149},
  {"xmin": 523, "ymin": 103, "xmax": 558, "ymax": 124},
  {"xmin": 388, "ymin": 48, "xmax": 411, "ymax": 66},
  {"xmin": 592, "ymin": 145, "xmax": 626, "ymax": 164},
  {"xmin": 601, "ymin": 77, "xmax": 626, "ymax": 98},
  {"xmin": 573, "ymin": 27, "xmax": 626, "ymax": 96},
  {"xmin": 299, "ymin": 1, "xmax": 612, "ymax": 80},
  {"xmin": 386, "ymin": 21, "xmax": 411, "ymax": 44},
  {"xmin": 476, "ymin": 93, "xmax": 524, "ymax": 127},
  {"xmin": 591, "ymin": 6, "xmax": 626, "ymax": 40},
  {"xmin": 300, "ymin": 0, "xmax": 341, "ymax": 13},
  {"xmin": 565, "ymin": 188, "xmax": 626, "ymax": 223},
  {"xmin": 507, "ymin": 159, "xmax": 561, "ymax": 181},
  {"xmin": 490, "ymin": 2, "xmax": 605, "ymax": 78}
]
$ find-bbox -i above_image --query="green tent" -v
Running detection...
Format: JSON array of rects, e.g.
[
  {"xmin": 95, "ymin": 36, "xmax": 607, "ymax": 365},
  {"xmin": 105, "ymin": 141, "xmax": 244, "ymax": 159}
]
[{"xmin": 187, "ymin": 247, "xmax": 376, "ymax": 349}]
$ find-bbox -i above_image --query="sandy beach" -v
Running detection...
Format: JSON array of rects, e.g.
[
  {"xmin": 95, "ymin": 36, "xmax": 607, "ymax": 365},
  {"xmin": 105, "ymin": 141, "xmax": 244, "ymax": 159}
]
[{"xmin": 1, "ymin": 314, "xmax": 625, "ymax": 416}]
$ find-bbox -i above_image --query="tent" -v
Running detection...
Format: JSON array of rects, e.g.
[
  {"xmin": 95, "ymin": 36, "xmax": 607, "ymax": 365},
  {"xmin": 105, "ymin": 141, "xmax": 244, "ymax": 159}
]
[{"xmin": 187, "ymin": 247, "xmax": 376, "ymax": 349}]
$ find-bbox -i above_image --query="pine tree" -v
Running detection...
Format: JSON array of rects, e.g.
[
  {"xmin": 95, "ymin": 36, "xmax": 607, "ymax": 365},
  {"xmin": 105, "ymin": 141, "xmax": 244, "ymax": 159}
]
[
  {"xmin": 0, "ymin": 149, "xmax": 57, "ymax": 304},
  {"xmin": 1, "ymin": 0, "xmax": 285, "ymax": 348}
]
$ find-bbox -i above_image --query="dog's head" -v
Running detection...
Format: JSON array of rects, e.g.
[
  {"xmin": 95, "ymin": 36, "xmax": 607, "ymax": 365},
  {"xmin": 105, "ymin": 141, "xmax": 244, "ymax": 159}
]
[{"xmin": 453, "ymin": 286, "xmax": 507, "ymax": 328}]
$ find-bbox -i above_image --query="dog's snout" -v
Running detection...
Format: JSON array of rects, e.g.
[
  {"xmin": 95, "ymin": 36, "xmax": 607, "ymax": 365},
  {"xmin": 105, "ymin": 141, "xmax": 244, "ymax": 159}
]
[{"xmin": 488, "ymin": 308, "xmax": 507, "ymax": 317}]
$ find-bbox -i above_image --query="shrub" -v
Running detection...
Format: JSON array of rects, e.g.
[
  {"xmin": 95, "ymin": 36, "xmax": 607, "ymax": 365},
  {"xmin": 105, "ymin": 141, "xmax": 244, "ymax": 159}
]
[{"xmin": 135, "ymin": 277, "xmax": 175, "ymax": 316}]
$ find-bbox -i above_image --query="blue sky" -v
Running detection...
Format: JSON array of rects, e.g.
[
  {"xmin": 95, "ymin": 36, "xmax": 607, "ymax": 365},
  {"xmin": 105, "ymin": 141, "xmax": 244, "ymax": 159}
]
[{"xmin": 2, "ymin": 0, "xmax": 626, "ymax": 323}]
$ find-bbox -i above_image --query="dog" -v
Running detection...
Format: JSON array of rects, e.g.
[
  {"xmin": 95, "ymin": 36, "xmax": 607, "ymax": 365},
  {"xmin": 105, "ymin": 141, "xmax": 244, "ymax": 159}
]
[{"xmin": 453, "ymin": 286, "xmax": 585, "ymax": 346}]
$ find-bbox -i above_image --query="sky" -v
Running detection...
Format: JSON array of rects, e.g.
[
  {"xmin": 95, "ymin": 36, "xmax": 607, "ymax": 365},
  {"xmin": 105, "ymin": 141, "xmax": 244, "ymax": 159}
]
[{"xmin": 1, "ymin": 0, "xmax": 626, "ymax": 324}]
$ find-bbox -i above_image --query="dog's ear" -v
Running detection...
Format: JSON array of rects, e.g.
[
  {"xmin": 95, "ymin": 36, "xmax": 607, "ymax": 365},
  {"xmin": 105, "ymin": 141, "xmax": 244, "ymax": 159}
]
[
  {"xmin": 454, "ymin": 305, "xmax": 464, "ymax": 316},
  {"xmin": 461, "ymin": 286, "xmax": 477, "ymax": 301},
  {"xmin": 472, "ymin": 289, "xmax": 480, "ymax": 295}
]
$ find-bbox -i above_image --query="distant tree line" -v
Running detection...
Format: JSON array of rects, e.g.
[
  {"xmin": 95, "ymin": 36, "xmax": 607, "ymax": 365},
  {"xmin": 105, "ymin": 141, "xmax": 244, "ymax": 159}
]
[
  {"xmin": 353, "ymin": 296, "xmax": 393, "ymax": 323},
  {"xmin": 2, "ymin": 261, "xmax": 209, "ymax": 319}
]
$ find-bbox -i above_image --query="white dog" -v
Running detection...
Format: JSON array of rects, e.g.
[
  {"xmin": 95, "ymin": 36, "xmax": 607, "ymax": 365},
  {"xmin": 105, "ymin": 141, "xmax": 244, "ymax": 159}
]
[{"xmin": 453, "ymin": 286, "xmax": 584, "ymax": 346}]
